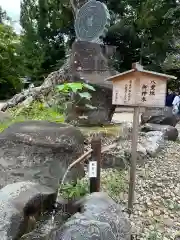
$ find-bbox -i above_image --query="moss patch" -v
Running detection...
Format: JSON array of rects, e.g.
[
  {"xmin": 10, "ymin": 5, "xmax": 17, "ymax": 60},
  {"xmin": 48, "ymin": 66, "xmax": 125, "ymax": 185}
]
[
  {"xmin": 0, "ymin": 101, "xmax": 64, "ymax": 133},
  {"xmin": 79, "ymin": 124, "xmax": 121, "ymax": 138},
  {"xmin": 0, "ymin": 117, "xmax": 25, "ymax": 133}
]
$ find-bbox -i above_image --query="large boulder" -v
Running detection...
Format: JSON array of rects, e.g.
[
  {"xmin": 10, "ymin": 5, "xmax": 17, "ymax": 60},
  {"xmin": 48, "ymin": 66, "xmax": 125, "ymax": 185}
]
[
  {"xmin": 0, "ymin": 181, "xmax": 60, "ymax": 240},
  {"xmin": 0, "ymin": 121, "xmax": 85, "ymax": 189},
  {"xmin": 101, "ymin": 130, "xmax": 165, "ymax": 167},
  {"xmin": 65, "ymin": 85, "xmax": 116, "ymax": 126},
  {"xmin": 53, "ymin": 192, "xmax": 131, "ymax": 240},
  {"xmin": 141, "ymin": 123, "xmax": 178, "ymax": 141},
  {"xmin": 19, "ymin": 193, "xmax": 131, "ymax": 240},
  {"xmin": 101, "ymin": 141, "xmax": 147, "ymax": 168},
  {"xmin": 101, "ymin": 137, "xmax": 148, "ymax": 167},
  {"xmin": 141, "ymin": 107, "xmax": 179, "ymax": 127}
]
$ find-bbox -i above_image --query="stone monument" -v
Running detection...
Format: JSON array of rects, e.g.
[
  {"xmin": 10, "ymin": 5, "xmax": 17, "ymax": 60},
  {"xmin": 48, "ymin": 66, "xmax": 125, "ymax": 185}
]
[
  {"xmin": 72, "ymin": 0, "xmax": 116, "ymax": 85},
  {"xmin": 67, "ymin": 0, "xmax": 117, "ymax": 125}
]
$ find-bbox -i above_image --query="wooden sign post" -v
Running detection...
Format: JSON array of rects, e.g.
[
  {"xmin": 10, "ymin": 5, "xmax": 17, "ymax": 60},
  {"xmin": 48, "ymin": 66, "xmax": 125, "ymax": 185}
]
[
  {"xmin": 106, "ymin": 62, "xmax": 176, "ymax": 211},
  {"xmin": 127, "ymin": 106, "xmax": 140, "ymax": 210},
  {"xmin": 89, "ymin": 136, "xmax": 101, "ymax": 193}
]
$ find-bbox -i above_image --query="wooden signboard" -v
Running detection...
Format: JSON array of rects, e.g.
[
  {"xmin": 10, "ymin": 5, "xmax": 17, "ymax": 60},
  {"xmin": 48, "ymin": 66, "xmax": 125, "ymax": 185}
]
[
  {"xmin": 106, "ymin": 63, "xmax": 177, "ymax": 211},
  {"xmin": 111, "ymin": 72, "xmax": 168, "ymax": 107}
]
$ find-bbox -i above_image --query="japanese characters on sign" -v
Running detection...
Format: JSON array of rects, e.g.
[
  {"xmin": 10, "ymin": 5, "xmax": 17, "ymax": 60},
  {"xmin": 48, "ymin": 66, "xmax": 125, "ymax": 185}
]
[
  {"xmin": 149, "ymin": 80, "xmax": 156, "ymax": 96},
  {"xmin": 124, "ymin": 80, "xmax": 132, "ymax": 103},
  {"xmin": 114, "ymin": 89, "xmax": 118, "ymax": 102},
  {"xmin": 141, "ymin": 80, "xmax": 156, "ymax": 103},
  {"xmin": 124, "ymin": 83, "xmax": 128, "ymax": 102},
  {"xmin": 141, "ymin": 84, "xmax": 148, "ymax": 102},
  {"xmin": 128, "ymin": 80, "xmax": 132, "ymax": 101},
  {"xmin": 88, "ymin": 161, "xmax": 97, "ymax": 178},
  {"xmin": 110, "ymin": 63, "xmax": 172, "ymax": 107},
  {"xmin": 112, "ymin": 76, "xmax": 165, "ymax": 106}
]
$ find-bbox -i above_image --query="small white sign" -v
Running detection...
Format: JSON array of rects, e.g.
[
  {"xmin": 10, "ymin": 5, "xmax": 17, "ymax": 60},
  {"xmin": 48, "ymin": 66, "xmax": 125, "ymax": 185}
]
[{"xmin": 88, "ymin": 161, "xmax": 97, "ymax": 178}]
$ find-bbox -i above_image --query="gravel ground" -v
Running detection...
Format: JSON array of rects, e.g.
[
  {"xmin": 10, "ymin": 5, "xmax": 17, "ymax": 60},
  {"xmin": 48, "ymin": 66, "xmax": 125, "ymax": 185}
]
[
  {"xmin": 101, "ymin": 124, "xmax": 180, "ymax": 240},
  {"xmin": 129, "ymin": 138, "xmax": 180, "ymax": 240}
]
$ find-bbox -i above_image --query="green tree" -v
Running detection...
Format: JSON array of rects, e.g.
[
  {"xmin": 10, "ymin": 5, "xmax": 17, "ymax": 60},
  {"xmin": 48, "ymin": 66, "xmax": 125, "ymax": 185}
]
[
  {"xmin": 0, "ymin": 6, "xmax": 10, "ymax": 23},
  {"xmin": 20, "ymin": 0, "xmax": 180, "ymax": 85},
  {"xmin": 20, "ymin": 0, "xmax": 72, "ymax": 85},
  {"xmin": 0, "ymin": 22, "xmax": 23, "ymax": 99},
  {"xmin": 104, "ymin": 0, "xmax": 180, "ymax": 72}
]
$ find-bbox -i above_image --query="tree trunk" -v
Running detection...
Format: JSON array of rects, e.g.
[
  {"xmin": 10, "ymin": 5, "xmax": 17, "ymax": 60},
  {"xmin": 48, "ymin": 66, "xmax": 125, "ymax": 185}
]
[{"xmin": 1, "ymin": 57, "xmax": 71, "ymax": 112}]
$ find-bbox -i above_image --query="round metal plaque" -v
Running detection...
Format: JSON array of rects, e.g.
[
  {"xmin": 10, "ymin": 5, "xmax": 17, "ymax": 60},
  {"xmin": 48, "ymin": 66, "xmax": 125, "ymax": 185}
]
[{"xmin": 74, "ymin": 0, "xmax": 110, "ymax": 42}]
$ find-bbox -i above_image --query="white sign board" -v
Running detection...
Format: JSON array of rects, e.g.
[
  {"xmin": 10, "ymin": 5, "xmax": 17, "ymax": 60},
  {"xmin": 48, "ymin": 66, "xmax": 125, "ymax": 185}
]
[
  {"xmin": 88, "ymin": 161, "xmax": 97, "ymax": 178},
  {"xmin": 112, "ymin": 77, "xmax": 166, "ymax": 107}
]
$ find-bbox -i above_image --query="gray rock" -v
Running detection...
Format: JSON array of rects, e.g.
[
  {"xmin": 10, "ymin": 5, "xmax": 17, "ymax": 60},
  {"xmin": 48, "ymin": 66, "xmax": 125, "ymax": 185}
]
[
  {"xmin": 54, "ymin": 192, "xmax": 131, "ymax": 240},
  {"xmin": 0, "ymin": 121, "xmax": 85, "ymax": 189},
  {"xmin": 141, "ymin": 131, "xmax": 165, "ymax": 157},
  {"xmin": 20, "ymin": 96, "xmax": 33, "ymax": 108},
  {"xmin": 120, "ymin": 131, "xmax": 164, "ymax": 161},
  {"xmin": 101, "ymin": 133, "xmax": 147, "ymax": 169},
  {"xmin": 65, "ymin": 85, "xmax": 116, "ymax": 126},
  {"xmin": 101, "ymin": 143, "xmax": 129, "ymax": 169},
  {"xmin": 0, "ymin": 181, "xmax": 58, "ymax": 240},
  {"xmin": 101, "ymin": 140, "xmax": 147, "ymax": 168},
  {"xmin": 102, "ymin": 130, "xmax": 165, "ymax": 167},
  {"xmin": 141, "ymin": 107, "xmax": 178, "ymax": 127},
  {"xmin": 19, "ymin": 212, "xmax": 66, "ymax": 240},
  {"xmin": 123, "ymin": 141, "xmax": 147, "ymax": 165},
  {"xmin": 141, "ymin": 123, "xmax": 178, "ymax": 141}
]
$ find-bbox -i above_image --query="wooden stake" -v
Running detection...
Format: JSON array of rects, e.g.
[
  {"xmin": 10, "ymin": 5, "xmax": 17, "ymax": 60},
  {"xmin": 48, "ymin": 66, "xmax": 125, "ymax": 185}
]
[
  {"xmin": 89, "ymin": 136, "xmax": 101, "ymax": 193},
  {"xmin": 128, "ymin": 106, "xmax": 140, "ymax": 210}
]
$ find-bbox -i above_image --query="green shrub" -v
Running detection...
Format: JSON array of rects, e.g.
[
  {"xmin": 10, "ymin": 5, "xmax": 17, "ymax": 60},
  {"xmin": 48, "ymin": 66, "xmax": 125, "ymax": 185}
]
[
  {"xmin": 59, "ymin": 179, "xmax": 89, "ymax": 200},
  {"xmin": 55, "ymin": 82, "xmax": 97, "ymax": 113},
  {"xmin": 58, "ymin": 170, "xmax": 127, "ymax": 202},
  {"xmin": 12, "ymin": 101, "xmax": 63, "ymax": 121},
  {"xmin": 0, "ymin": 101, "xmax": 64, "ymax": 133},
  {"xmin": 9, "ymin": 101, "xmax": 64, "ymax": 122}
]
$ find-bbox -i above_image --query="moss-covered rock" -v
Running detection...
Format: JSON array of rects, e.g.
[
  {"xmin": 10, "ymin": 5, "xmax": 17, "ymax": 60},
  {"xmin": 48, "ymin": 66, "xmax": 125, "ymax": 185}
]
[{"xmin": 79, "ymin": 124, "xmax": 121, "ymax": 139}]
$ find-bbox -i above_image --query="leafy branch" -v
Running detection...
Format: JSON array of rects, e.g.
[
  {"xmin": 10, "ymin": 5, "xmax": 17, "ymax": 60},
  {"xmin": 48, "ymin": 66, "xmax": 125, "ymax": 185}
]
[{"xmin": 56, "ymin": 82, "xmax": 97, "ymax": 115}]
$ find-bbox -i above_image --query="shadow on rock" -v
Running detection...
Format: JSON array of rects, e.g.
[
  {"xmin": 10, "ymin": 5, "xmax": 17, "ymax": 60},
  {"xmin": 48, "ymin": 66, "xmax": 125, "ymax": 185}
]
[
  {"xmin": 141, "ymin": 107, "xmax": 179, "ymax": 127},
  {"xmin": 0, "ymin": 121, "xmax": 85, "ymax": 189},
  {"xmin": 20, "ymin": 192, "xmax": 131, "ymax": 240},
  {"xmin": 141, "ymin": 123, "xmax": 178, "ymax": 141},
  {"xmin": 0, "ymin": 181, "xmax": 65, "ymax": 240}
]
